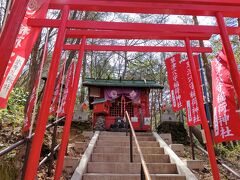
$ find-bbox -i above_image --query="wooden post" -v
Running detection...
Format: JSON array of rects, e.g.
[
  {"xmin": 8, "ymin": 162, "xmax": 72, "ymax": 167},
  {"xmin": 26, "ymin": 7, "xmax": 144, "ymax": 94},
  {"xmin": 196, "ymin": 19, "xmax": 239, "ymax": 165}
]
[
  {"xmin": 189, "ymin": 127, "xmax": 195, "ymax": 160},
  {"xmin": 216, "ymin": 12, "xmax": 240, "ymax": 104},
  {"xmin": 185, "ymin": 38, "xmax": 220, "ymax": 180},
  {"xmin": 54, "ymin": 36, "xmax": 86, "ymax": 180},
  {"xmin": 24, "ymin": 6, "xmax": 69, "ymax": 180}
]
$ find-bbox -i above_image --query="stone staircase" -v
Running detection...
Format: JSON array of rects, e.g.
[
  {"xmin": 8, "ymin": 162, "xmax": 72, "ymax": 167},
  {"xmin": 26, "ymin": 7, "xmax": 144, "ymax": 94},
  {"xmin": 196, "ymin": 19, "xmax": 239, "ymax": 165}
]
[{"xmin": 82, "ymin": 131, "xmax": 187, "ymax": 180}]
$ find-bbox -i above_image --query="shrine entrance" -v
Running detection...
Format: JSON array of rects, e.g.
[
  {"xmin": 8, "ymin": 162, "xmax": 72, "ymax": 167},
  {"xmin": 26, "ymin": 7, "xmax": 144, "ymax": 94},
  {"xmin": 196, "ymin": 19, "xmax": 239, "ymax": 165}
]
[{"xmin": 1, "ymin": 1, "xmax": 240, "ymax": 180}]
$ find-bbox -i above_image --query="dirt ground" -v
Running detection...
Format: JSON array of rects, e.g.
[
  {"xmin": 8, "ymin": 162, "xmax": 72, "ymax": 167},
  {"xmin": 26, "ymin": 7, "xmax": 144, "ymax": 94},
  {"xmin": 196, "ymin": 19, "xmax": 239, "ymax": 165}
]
[
  {"xmin": 182, "ymin": 145, "xmax": 240, "ymax": 180},
  {"xmin": 37, "ymin": 126, "xmax": 90, "ymax": 180}
]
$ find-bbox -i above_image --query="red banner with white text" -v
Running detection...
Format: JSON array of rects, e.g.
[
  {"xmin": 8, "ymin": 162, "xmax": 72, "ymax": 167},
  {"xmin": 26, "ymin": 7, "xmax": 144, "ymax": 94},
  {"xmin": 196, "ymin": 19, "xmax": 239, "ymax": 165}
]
[
  {"xmin": 166, "ymin": 54, "xmax": 202, "ymax": 126},
  {"xmin": 212, "ymin": 51, "xmax": 240, "ymax": 143},
  {"xmin": 179, "ymin": 57, "xmax": 202, "ymax": 126},
  {"xmin": 57, "ymin": 61, "xmax": 76, "ymax": 117},
  {"xmin": 0, "ymin": 0, "xmax": 49, "ymax": 108},
  {"xmin": 165, "ymin": 54, "xmax": 184, "ymax": 112}
]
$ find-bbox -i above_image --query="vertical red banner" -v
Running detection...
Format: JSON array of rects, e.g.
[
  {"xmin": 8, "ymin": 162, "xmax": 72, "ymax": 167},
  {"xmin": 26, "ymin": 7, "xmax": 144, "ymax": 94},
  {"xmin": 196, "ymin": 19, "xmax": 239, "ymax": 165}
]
[
  {"xmin": 0, "ymin": 0, "xmax": 49, "ymax": 108},
  {"xmin": 179, "ymin": 57, "xmax": 202, "ymax": 126},
  {"xmin": 23, "ymin": 32, "xmax": 49, "ymax": 132},
  {"xmin": 166, "ymin": 54, "xmax": 202, "ymax": 126},
  {"xmin": 212, "ymin": 51, "xmax": 240, "ymax": 143},
  {"xmin": 165, "ymin": 54, "xmax": 184, "ymax": 112},
  {"xmin": 49, "ymin": 60, "xmax": 66, "ymax": 115},
  {"xmin": 57, "ymin": 61, "xmax": 76, "ymax": 117}
]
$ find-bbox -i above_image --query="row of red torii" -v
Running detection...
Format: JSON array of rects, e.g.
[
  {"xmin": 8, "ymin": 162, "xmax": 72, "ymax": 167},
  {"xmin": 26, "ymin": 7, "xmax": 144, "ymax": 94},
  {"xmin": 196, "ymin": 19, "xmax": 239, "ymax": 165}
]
[{"xmin": 1, "ymin": 1, "xmax": 240, "ymax": 180}]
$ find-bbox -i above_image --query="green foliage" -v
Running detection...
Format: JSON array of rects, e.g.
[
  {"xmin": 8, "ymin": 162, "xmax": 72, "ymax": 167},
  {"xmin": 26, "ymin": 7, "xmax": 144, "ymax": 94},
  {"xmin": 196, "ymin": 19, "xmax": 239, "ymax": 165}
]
[
  {"xmin": 0, "ymin": 148, "xmax": 19, "ymax": 180},
  {"xmin": 215, "ymin": 143, "xmax": 240, "ymax": 170},
  {"xmin": 0, "ymin": 87, "xmax": 28, "ymax": 128},
  {"xmin": 0, "ymin": 88, "xmax": 28, "ymax": 179},
  {"xmin": 0, "ymin": 158, "xmax": 18, "ymax": 180},
  {"xmin": 8, "ymin": 87, "xmax": 28, "ymax": 107},
  {"xmin": 215, "ymin": 143, "xmax": 240, "ymax": 159}
]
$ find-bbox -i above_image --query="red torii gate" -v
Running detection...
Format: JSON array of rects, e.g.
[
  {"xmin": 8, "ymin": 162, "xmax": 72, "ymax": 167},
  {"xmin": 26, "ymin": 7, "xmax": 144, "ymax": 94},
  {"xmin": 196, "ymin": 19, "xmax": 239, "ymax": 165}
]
[{"xmin": 1, "ymin": 1, "xmax": 240, "ymax": 180}]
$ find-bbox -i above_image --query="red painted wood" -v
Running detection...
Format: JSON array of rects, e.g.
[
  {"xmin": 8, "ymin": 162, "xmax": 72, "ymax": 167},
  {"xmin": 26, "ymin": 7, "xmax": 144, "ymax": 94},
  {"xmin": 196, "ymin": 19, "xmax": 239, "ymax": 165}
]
[
  {"xmin": 63, "ymin": 45, "xmax": 212, "ymax": 53},
  {"xmin": 24, "ymin": 6, "xmax": 70, "ymax": 180},
  {"xmin": 49, "ymin": 0, "xmax": 240, "ymax": 17},
  {"xmin": 93, "ymin": 102, "xmax": 110, "ymax": 115},
  {"xmin": 93, "ymin": 90, "xmax": 150, "ymax": 131},
  {"xmin": 0, "ymin": 0, "xmax": 29, "ymax": 84},
  {"xmin": 28, "ymin": 19, "xmax": 240, "ymax": 36},
  {"xmin": 104, "ymin": 116, "xmax": 114, "ymax": 129},
  {"xmin": 54, "ymin": 37, "xmax": 86, "ymax": 180},
  {"xmin": 185, "ymin": 38, "xmax": 220, "ymax": 180},
  {"xmin": 216, "ymin": 12, "xmax": 240, "ymax": 104},
  {"xmin": 107, "ymin": 0, "xmax": 240, "ymax": 4},
  {"xmin": 65, "ymin": 29, "xmax": 211, "ymax": 40}
]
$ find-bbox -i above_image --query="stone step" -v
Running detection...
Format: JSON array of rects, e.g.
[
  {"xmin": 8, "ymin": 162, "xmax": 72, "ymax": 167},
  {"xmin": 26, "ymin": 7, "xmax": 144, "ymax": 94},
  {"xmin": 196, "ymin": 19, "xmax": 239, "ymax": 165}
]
[
  {"xmin": 98, "ymin": 136, "xmax": 156, "ymax": 141},
  {"xmin": 91, "ymin": 153, "xmax": 170, "ymax": 163},
  {"xmin": 83, "ymin": 173, "xmax": 186, "ymax": 180},
  {"xmin": 169, "ymin": 144, "xmax": 184, "ymax": 156},
  {"xmin": 96, "ymin": 140, "xmax": 159, "ymax": 147},
  {"xmin": 100, "ymin": 132, "xmax": 153, "ymax": 136},
  {"xmin": 74, "ymin": 142, "xmax": 88, "ymax": 154},
  {"xmin": 63, "ymin": 156, "xmax": 81, "ymax": 175},
  {"xmin": 87, "ymin": 162, "xmax": 178, "ymax": 174},
  {"xmin": 94, "ymin": 146, "xmax": 164, "ymax": 154},
  {"xmin": 82, "ymin": 131, "xmax": 94, "ymax": 137}
]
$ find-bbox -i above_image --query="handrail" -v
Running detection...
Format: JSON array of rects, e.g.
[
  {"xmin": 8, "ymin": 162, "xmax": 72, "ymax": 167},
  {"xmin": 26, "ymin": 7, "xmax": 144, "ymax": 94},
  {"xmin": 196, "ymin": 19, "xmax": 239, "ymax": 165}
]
[
  {"xmin": 38, "ymin": 144, "xmax": 60, "ymax": 169},
  {"xmin": 0, "ymin": 117, "xmax": 64, "ymax": 157},
  {"xmin": 125, "ymin": 111, "xmax": 151, "ymax": 180},
  {"xmin": 0, "ymin": 116, "xmax": 65, "ymax": 179}
]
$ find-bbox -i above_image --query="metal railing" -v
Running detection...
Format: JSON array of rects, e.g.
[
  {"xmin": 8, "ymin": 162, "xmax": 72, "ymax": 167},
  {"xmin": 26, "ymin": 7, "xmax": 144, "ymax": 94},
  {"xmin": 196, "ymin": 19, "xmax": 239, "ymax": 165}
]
[
  {"xmin": 0, "ymin": 117, "xmax": 65, "ymax": 178},
  {"xmin": 0, "ymin": 117, "xmax": 64, "ymax": 157},
  {"xmin": 196, "ymin": 144, "xmax": 240, "ymax": 179},
  {"xmin": 125, "ymin": 111, "xmax": 151, "ymax": 180}
]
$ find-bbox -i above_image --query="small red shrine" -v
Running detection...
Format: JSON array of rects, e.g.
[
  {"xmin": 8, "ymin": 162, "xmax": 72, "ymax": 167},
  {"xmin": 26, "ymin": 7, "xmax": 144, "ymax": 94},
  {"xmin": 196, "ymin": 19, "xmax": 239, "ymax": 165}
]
[{"xmin": 83, "ymin": 78, "xmax": 163, "ymax": 131}]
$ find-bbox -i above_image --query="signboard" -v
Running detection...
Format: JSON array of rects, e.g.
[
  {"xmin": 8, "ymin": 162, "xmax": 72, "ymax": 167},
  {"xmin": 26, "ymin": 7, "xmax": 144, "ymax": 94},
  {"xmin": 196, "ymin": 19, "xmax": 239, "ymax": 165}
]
[
  {"xmin": 131, "ymin": 117, "xmax": 138, "ymax": 122},
  {"xmin": 144, "ymin": 117, "xmax": 151, "ymax": 125}
]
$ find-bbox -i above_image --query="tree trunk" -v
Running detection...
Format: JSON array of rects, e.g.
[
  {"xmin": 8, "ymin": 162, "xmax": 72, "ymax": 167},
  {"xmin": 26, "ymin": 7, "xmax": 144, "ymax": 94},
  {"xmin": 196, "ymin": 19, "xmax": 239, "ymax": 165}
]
[
  {"xmin": 23, "ymin": 33, "xmax": 42, "ymax": 114},
  {"xmin": 27, "ymin": 34, "xmax": 42, "ymax": 92},
  {"xmin": 192, "ymin": 16, "xmax": 213, "ymax": 97},
  {"xmin": 191, "ymin": 126, "xmax": 206, "ymax": 147},
  {"xmin": 90, "ymin": 51, "xmax": 94, "ymax": 78},
  {"xmin": 79, "ymin": 52, "xmax": 87, "ymax": 103},
  {"xmin": 122, "ymin": 51, "xmax": 128, "ymax": 79}
]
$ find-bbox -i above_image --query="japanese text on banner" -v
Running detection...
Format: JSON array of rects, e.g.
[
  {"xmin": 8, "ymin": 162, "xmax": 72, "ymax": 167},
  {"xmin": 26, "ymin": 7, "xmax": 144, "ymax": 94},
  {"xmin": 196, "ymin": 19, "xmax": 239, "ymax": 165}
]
[
  {"xmin": 181, "ymin": 58, "xmax": 202, "ymax": 126},
  {"xmin": 165, "ymin": 54, "xmax": 183, "ymax": 112},
  {"xmin": 212, "ymin": 51, "xmax": 240, "ymax": 143},
  {"xmin": 0, "ymin": 0, "xmax": 49, "ymax": 108}
]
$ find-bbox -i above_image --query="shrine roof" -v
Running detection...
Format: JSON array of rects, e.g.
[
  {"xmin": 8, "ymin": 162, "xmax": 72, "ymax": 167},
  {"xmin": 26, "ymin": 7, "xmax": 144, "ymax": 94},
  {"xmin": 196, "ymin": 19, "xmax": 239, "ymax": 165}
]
[{"xmin": 83, "ymin": 78, "xmax": 163, "ymax": 89}]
